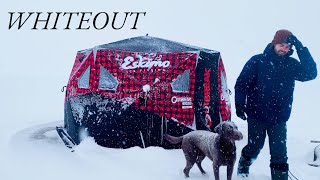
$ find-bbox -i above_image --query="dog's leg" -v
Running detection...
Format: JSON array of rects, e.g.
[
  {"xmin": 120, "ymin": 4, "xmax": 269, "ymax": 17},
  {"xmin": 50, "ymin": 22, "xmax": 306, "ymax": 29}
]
[
  {"xmin": 183, "ymin": 146, "xmax": 197, "ymax": 178},
  {"xmin": 212, "ymin": 162, "xmax": 220, "ymax": 180},
  {"xmin": 182, "ymin": 143, "xmax": 198, "ymax": 178},
  {"xmin": 183, "ymin": 156, "xmax": 196, "ymax": 178},
  {"xmin": 227, "ymin": 161, "xmax": 235, "ymax": 180},
  {"xmin": 196, "ymin": 154, "xmax": 206, "ymax": 175}
]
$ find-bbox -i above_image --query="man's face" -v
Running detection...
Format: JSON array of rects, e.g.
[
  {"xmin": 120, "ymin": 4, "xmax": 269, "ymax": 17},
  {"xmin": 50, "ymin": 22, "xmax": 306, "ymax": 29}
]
[{"xmin": 274, "ymin": 43, "xmax": 291, "ymax": 56}]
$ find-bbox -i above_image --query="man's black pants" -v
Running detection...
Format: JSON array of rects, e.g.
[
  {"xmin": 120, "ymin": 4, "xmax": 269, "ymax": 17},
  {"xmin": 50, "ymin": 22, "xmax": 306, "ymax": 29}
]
[{"xmin": 241, "ymin": 118, "xmax": 288, "ymax": 164}]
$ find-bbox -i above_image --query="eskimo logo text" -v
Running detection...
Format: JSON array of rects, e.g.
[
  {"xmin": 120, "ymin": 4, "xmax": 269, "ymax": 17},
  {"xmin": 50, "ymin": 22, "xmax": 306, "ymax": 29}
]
[{"xmin": 120, "ymin": 54, "xmax": 170, "ymax": 70}]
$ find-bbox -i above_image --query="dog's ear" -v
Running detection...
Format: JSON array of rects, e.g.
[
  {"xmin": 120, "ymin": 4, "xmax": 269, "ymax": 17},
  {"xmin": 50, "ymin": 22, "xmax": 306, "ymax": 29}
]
[
  {"xmin": 214, "ymin": 123, "xmax": 223, "ymax": 134},
  {"xmin": 227, "ymin": 121, "xmax": 237, "ymax": 129}
]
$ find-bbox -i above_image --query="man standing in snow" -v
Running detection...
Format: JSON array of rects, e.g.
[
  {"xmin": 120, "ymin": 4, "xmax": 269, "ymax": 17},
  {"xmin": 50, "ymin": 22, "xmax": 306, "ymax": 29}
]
[{"xmin": 234, "ymin": 29, "xmax": 317, "ymax": 179}]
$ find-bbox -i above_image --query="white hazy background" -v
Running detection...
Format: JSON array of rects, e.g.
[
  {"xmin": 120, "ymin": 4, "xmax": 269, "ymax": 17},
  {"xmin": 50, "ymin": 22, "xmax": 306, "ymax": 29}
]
[{"xmin": 0, "ymin": 0, "xmax": 319, "ymax": 180}]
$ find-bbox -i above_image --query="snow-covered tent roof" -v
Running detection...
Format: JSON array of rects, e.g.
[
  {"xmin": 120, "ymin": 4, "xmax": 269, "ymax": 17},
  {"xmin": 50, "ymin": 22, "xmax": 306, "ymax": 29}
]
[{"xmin": 79, "ymin": 36, "xmax": 217, "ymax": 54}]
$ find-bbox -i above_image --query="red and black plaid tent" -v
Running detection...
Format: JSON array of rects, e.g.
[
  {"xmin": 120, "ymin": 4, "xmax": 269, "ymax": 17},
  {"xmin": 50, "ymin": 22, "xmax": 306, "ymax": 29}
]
[{"xmin": 59, "ymin": 36, "xmax": 231, "ymax": 149}]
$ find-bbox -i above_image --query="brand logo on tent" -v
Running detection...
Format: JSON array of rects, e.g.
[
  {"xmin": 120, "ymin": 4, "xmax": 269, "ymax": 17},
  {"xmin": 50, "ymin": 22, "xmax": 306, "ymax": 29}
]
[
  {"xmin": 203, "ymin": 68, "xmax": 211, "ymax": 108},
  {"xmin": 203, "ymin": 68, "xmax": 212, "ymax": 127},
  {"xmin": 171, "ymin": 96, "xmax": 192, "ymax": 109},
  {"xmin": 120, "ymin": 53, "xmax": 170, "ymax": 70}
]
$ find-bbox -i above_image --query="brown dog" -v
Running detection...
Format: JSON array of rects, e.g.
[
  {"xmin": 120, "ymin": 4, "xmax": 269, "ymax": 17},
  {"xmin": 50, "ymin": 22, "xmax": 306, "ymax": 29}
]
[{"xmin": 164, "ymin": 121, "xmax": 243, "ymax": 180}]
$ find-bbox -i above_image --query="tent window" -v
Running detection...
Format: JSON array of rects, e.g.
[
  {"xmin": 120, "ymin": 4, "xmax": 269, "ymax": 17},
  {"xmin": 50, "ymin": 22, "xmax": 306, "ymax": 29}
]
[
  {"xmin": 99, "ymin": 66, "xmax": 118, "ymax": 90},
  {"xmin": 78, "ymin": 66, "xmax": 90, "ymax": 89},
  {"xmin": 171, "ymin": 69, "xmax": 190, "ymax": 93}
]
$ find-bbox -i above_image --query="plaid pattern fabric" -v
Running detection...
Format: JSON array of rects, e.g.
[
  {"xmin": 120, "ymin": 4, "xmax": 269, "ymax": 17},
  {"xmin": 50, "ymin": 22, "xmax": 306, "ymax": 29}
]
[
  {"xmin": 67, "ymin": 49, "xmax": 197, "ymax": 125},
  {"xmin": 217, "ymin": 58, "xmax": 231, "ymax": 121},
  {"xmin": 66, "ymin": 51, "xmax": 96, "ymax": 101}
]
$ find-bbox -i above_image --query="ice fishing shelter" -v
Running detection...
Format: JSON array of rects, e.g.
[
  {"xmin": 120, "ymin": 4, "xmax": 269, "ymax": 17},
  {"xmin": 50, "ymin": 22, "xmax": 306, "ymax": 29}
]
[{"xmin": 59, "ymin": 36, "xmax": 231, "ymax": 149}]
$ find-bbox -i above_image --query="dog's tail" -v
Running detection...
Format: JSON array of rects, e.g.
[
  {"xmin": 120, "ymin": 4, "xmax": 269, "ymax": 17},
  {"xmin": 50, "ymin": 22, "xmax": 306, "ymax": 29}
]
[{"xmin": 164, "ymin": 134, "xmax": 183, "ymax": 144}]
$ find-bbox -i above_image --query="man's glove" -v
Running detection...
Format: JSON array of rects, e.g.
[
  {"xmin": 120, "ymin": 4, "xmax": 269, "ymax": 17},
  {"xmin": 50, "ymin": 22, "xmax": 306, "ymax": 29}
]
[
  {"xmin": 236, "ymin": 104, "xmax": 247, "ymax": 120},
  {"xmin": 286, "ymin": 35, "xmax": 304, "ymax": 51}
]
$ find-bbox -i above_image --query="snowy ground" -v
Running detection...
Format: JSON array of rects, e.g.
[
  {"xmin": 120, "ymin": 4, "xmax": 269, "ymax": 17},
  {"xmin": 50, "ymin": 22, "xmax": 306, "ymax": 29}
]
[
  {"xmin": 3, "ymin": 121, "xmax": 320, "ymax": 180},
  {"xmin": 1, "ymin": 0, "xmax": 320, "ymax": 180}
]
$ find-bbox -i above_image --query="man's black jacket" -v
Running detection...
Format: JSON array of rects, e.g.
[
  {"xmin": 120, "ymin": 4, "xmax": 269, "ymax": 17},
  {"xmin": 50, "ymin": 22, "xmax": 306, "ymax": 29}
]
[{"xmin": 235, "ymin": 43, "xmax": 317, "ymax": 123}]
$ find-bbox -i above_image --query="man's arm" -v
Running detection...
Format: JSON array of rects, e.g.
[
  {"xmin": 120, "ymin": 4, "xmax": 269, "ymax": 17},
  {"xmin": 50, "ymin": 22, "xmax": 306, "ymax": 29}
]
[
  {"xmin": 293, "ymin": 47, "xmax": 317, "ymax": 81},
  {"xmin": 235, "ymin": 58, "xmax": 257, "ymax": 105},
  {"xmin": 287, "ymin": 35, "xmax": 317, "ymax": 81}
]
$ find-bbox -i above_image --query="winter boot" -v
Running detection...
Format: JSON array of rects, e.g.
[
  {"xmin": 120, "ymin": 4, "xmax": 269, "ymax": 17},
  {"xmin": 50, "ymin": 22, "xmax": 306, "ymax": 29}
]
[
  {"xmin": 237, "ymin": 155, "xmax": 252, "ymax": 177},
  {"xmin": 270, "ymin": 163, "xmax": 289, "ymax": 180}
]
